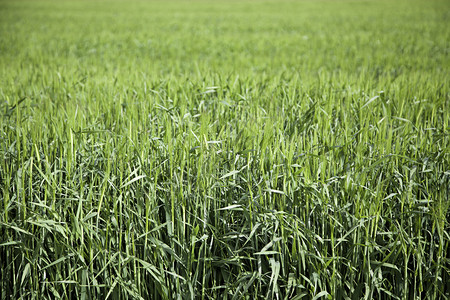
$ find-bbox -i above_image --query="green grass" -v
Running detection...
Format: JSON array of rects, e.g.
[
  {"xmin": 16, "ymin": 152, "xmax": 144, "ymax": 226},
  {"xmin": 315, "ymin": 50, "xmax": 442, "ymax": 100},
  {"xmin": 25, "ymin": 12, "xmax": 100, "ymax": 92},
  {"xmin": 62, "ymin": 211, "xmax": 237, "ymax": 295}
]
[{"xmin": 0, "ymin": 0, "xmax": 449, "ymax": 298}]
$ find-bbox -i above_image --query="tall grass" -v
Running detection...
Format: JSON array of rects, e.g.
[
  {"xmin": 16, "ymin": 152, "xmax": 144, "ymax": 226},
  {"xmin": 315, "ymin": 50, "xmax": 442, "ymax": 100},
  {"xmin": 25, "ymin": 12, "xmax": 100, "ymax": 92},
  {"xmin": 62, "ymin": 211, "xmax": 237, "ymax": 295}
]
[{"xmin": 1, "ymin": 0, "xmax": 449, "ymax": 299}]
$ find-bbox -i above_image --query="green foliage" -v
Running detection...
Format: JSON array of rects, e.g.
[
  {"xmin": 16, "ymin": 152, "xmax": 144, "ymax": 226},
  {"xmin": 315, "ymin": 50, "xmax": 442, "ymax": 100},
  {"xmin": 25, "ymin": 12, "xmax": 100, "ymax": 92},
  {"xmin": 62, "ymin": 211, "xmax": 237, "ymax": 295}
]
[{"xmin": 0, "ymin": 0, "xmax": 449, "ymax": 299}]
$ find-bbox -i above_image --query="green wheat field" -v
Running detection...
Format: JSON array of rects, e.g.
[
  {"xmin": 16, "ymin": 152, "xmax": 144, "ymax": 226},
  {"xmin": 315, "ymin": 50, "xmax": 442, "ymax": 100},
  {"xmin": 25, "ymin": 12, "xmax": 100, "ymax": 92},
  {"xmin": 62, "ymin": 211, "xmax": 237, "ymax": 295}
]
[{"xmin": 0, "ymin": 0, "xmax": 449, "ymax": 299}]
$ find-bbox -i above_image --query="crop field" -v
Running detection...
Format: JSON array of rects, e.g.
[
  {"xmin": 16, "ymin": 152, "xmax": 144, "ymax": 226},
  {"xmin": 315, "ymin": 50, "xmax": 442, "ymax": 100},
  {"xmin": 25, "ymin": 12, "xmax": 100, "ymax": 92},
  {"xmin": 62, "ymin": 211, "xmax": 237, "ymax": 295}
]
[{"xmin": 0, "ymin": 0, "xmax": 449, "ymax": 299}]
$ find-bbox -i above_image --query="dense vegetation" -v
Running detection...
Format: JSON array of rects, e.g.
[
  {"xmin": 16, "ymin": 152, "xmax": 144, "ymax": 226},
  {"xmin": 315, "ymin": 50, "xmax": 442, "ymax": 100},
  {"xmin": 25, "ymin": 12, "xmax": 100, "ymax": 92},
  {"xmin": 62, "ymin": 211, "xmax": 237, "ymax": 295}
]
[{"xmin": 1, "ymin": 0, "xmax": 449, "ymax": 298}]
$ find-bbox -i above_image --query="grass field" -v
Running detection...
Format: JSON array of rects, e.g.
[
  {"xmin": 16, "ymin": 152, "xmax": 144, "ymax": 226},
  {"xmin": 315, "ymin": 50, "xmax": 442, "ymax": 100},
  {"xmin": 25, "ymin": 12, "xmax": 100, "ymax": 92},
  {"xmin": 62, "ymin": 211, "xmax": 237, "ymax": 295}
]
[{"xmin": 0, "ymin": 0, "xmax": 449, "ymax": 298}]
